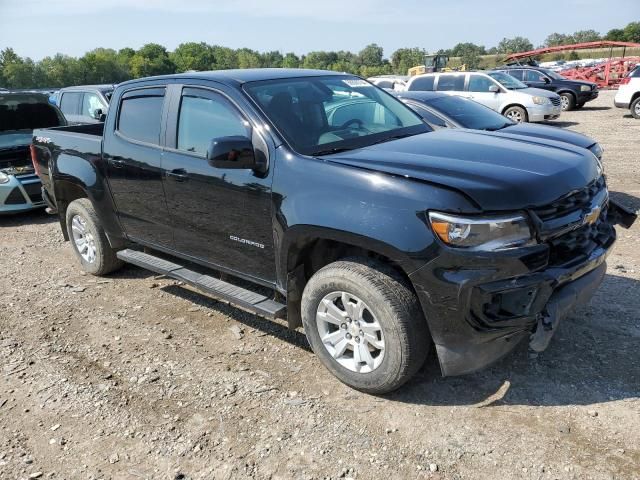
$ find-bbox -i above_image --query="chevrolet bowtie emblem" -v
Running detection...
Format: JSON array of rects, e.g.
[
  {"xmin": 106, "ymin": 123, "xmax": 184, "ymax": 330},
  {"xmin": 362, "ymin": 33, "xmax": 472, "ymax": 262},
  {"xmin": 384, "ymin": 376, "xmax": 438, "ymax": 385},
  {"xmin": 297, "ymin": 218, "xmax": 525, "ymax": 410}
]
[{"xmin": 583, "ymin": 205, "xmax": 601, "ymax": 226}]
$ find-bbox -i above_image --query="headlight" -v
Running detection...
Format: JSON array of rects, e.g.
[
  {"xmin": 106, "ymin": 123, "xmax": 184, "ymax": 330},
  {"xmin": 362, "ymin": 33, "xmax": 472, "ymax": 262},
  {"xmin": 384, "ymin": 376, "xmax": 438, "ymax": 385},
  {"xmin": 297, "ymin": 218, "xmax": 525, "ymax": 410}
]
[
  {"xmin": 589, "ymin": 142, "xmax": 603, "ymax": 160},
  {"xmin": 580, "ymin": 85, "xmax": 591, "ymax": 92},
  {"xmin": 532, "ymin": 96, "xmax": 550, "ymax": 105},
  {"xmin": 0, "ymin": 171, "xmax": 10, "ymax": 184},
  {"xmin": 428, "ymin": 212, "xmax": 535, "ymax": 251}
]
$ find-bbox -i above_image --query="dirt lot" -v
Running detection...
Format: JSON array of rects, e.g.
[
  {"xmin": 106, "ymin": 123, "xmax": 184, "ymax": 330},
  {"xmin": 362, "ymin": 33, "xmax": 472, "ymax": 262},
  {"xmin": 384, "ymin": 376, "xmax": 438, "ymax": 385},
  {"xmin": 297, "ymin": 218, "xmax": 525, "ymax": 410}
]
[{"xmin": 1, "ymin": 90, "xmax": 639, "ymax": 480}]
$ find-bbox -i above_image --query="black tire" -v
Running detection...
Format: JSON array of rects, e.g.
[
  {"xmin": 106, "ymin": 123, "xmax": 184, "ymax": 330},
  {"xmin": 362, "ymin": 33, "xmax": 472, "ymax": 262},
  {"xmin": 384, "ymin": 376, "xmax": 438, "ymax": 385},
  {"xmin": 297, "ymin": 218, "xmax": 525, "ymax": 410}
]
[
  {"xmin": 631, "ymin": 97, "xmax": 640, "ymax": 120},
  {"xmin": 301, "ymin": 258, "xmax": 430, "ymax": 394},
  {"xmin": 503, "ymin": 106, "xmax": 528, "ymax": 123},
  {"xmin": 560, "ymin": 92, "xmax": 576, "ymax": 111},
  {"xmin": 65, "ymin": 198, "xmax": 123, "ymax": 275}
]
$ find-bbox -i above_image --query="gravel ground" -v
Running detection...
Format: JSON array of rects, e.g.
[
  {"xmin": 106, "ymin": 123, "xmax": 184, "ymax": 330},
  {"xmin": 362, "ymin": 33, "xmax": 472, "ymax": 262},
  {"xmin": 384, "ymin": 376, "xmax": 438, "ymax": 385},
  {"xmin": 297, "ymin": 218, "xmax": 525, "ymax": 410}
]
[{"xmin": 1, "ymin": 90, "xmax": 639, "ymax": 480}]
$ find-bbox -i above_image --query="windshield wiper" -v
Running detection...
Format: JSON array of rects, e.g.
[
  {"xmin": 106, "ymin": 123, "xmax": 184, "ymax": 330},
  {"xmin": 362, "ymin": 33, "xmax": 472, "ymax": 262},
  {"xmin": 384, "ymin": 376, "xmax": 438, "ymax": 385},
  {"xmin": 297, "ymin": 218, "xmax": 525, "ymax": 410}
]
[
  {"xmin": 311, "ymin": 147, "xmax": 355, "ymax": 156},
  {"xmin": 370, "ymin": 132, "xmax": 417, "ymax": 146}
]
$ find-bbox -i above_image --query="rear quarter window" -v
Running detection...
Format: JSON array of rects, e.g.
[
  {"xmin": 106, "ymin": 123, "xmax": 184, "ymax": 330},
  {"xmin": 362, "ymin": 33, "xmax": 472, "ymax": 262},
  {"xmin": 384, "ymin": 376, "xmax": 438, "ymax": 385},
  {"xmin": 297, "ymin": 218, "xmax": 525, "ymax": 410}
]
[
  {"xmin": 408, "ymin": 76, "xmax": 435, "ymax": 91},
  {"xmin": 436, "ymin": 75, "xmax": 465, "ymax": 92},
  {"xmin": 117, "ymin": 92, "xmax": 164, "ymax": 145}
]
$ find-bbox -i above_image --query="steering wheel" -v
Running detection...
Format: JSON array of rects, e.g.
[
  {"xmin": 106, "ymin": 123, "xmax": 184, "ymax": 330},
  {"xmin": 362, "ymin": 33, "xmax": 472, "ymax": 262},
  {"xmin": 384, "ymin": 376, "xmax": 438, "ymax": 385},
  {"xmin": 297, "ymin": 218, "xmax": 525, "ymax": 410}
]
[{"xmin": 339, "ymin": 118, "xmax": 370, "ymax": 132}]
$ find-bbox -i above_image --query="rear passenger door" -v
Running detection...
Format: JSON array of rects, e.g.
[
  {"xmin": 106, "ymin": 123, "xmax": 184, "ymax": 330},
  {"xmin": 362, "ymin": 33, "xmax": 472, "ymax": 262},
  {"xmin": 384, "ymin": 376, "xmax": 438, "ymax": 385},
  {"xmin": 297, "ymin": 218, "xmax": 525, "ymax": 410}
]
[
  {"xmin": 102, "ymin": 87, "xmax": 173, "ymax": 247},
  {"xmin": 466, "ymin": 74, "xmax": 503, "ymax": 111},
  {"xmin": 58, "ymin": 91, "xmax": 82, "ymax": 124},
  {"xmin": 434, "ymin": 74, "xmax": 465, "ymax": 96},
  {"xmin": 161, "ymin": 85, "xmax": 275, "ymax": 283}
]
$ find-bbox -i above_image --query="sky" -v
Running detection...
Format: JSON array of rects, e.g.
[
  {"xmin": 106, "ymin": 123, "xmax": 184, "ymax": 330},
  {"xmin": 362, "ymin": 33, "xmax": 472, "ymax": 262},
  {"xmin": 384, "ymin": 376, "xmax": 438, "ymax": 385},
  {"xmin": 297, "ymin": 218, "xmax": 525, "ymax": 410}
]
[{"xmin": 0, "ymin": 0, "xmax": 638, "ymax": 60}]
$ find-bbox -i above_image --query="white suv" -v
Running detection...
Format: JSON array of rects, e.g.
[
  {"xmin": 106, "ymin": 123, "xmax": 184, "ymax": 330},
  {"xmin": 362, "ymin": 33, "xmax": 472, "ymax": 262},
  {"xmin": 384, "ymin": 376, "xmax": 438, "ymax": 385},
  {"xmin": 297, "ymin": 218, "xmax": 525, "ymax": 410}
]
[
  {"xmin": 405, "ymin": 71, "xmax": 562, "ymax": 123},
  {"xmin": 614, "ymin": 66, "xmax": 640, "ymax": 119}
]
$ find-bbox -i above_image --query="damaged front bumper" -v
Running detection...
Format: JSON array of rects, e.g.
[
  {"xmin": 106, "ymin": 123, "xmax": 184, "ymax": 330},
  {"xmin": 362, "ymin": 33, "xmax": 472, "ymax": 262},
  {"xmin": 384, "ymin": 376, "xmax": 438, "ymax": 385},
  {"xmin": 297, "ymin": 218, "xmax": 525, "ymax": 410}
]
[{"xmin": 409, "ymin": 199, "xmax": 636, "ymax": 377}]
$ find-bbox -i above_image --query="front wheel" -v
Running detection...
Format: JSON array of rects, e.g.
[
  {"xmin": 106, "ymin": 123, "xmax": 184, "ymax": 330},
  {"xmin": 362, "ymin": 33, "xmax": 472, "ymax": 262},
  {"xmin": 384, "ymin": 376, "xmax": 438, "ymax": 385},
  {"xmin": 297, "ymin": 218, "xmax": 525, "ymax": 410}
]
[
  {"xmin": 301, "ymin": 258, "xmax": 430, "ymax": 394},
  {"xmin": 66, "ymin": 198, "xmax": 123, "ymax": 275},
  {"xmin": 504, "ymin": 106, "xmax": 528, "ymax": 123},
  {"xmin": 560, "ymin": 92, "xmax": 576, "ymax": 111},
  {"xmin": 631, "ymin": 97, "xmax": 640, "ymax": 119}
]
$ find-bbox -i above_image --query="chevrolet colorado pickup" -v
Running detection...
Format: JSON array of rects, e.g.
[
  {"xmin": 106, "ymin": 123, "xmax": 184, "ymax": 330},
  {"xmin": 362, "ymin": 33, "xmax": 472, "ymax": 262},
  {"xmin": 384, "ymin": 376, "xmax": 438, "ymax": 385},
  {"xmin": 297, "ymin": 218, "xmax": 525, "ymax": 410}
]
[{"xmin": 32, "ymin": 69, "xmax": 636, "ymax": 393}]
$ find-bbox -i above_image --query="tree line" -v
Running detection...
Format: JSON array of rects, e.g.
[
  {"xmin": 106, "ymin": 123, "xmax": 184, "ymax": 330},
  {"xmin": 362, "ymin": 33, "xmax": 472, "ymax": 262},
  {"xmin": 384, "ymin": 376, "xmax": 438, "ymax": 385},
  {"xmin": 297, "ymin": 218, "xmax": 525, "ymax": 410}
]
[{"xmin": 1, "ymin": 21, "xmax": 638, "ymax": 89}]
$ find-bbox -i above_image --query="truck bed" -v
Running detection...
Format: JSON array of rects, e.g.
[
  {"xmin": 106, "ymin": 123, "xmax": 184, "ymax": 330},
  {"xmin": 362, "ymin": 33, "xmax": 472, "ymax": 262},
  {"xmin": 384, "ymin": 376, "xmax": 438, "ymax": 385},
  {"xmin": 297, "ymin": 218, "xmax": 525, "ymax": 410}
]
[{"xmin": 32, "ymin": 123, "xmax": 105, "ymax": 203}]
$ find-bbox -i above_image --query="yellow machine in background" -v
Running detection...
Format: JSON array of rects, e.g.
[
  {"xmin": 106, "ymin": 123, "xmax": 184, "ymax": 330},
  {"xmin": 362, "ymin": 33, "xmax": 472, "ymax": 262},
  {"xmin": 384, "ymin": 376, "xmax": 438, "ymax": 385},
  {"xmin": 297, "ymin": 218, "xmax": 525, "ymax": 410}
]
[{"xmin": 408, "ymin": 53, "xmax": 467, "ymax": 76}]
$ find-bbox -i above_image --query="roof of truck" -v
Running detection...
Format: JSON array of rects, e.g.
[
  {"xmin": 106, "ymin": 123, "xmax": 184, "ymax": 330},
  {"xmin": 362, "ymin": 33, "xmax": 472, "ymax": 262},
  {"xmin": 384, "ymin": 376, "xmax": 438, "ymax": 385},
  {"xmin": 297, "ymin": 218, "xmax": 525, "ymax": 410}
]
[{"xmin": 118, "ymin": 68, "xmax": 349, "ymax": 88}]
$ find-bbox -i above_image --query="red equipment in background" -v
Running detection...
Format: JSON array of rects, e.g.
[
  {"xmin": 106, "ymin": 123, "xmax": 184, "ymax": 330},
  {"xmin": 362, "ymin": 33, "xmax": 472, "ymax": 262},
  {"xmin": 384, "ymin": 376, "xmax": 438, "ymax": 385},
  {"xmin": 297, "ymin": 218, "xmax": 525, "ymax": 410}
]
[{"xmin": 504, "ymin": 41, "xmax": 640, "ymax": 89}]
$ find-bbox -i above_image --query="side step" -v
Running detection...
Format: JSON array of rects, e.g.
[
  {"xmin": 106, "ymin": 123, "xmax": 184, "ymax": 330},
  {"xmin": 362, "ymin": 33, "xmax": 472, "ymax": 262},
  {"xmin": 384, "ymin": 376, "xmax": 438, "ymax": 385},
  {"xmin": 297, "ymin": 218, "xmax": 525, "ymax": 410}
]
[{"xmin": 117, "ymin": 249, "xmax": 286, "ymax": 320}]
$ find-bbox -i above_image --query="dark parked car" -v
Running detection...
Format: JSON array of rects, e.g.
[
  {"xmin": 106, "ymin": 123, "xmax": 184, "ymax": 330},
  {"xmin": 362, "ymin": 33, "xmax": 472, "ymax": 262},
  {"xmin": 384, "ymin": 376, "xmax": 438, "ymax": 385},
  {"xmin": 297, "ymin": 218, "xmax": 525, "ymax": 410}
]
[
  {"xmin": 1, "ymin": 92, "xmax": 66, "ymax": 214},
  {"xmin": 494, "ymin": 66, "xmax": 598, "ymax": 111},
  {"xmin": 32, "ymin": 69, "xmax": 635, "ymax": 393},
  {"xmin": 395, "ymin": 91, "xmax": 604, "ymax": 159},
  {"xmin": 55, "ymin": 84, "xmax": 114, "ymax": 124}
]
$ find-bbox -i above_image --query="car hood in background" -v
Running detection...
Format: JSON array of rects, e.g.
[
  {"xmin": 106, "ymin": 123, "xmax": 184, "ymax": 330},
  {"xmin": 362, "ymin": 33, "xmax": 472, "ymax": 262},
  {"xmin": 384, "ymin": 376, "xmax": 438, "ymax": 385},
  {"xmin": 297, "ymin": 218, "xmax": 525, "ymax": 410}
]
[
  {"xmin": 519, "ymin": 87, "xmax": 561, "ymax": 99},
  {"xmin": 496, "ymin": 123, "xmax": 595, "ymax": 149},
  {"xmin": 323, "ymin": 129, "xmax": 599, "ymax": 211}
]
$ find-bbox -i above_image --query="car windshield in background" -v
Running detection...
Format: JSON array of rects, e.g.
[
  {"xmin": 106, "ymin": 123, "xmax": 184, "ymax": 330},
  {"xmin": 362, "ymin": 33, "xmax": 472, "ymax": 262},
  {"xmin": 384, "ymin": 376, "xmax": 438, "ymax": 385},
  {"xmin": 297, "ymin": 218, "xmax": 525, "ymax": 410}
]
[
  {"xmin": 540, "ymin": 69, "xmax": 566, "ymax": 81},
  {"xmin": 427, "ymin": 96, "xmax": 514, "ymax": 130},
  {"xmin": 488, "ymin": 72, "xmax": 528, "ymax": 90},
  {"xmin": 244, "ymin": 75, "xmax": 429, "ymax": 155}
]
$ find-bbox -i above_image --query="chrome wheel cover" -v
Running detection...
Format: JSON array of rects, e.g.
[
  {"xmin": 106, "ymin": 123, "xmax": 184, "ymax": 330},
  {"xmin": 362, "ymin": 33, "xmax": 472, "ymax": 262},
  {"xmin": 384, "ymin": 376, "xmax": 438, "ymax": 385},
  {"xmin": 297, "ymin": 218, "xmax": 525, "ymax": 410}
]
[
  {"xmin": 634, "ymin": 101, "xmax": 640, "ymax": 116},
  {"xmin": 316, "ymin": 291, "xmax": 385, "ymax": 373},
  {"xmin": 71, "ymin": 214, "xmax": 97, "ymax": 263},
  {"xmin": 561, "ymin": 95, "xmax": 570, "ymax": 110},
  {"xmin": 505, "ymin": 109, "xmax": 523, "ymax": 123}
]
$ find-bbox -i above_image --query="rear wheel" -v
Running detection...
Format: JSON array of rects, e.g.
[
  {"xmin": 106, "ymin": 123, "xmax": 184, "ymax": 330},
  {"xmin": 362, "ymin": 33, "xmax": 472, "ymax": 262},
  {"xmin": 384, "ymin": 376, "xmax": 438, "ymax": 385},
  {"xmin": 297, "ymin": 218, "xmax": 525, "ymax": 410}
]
[
  {"xmin": 66, "ymin": 198, "xmax": 123, "ymax": 275},
  {"xmin": 301, "ymin": 258, "xmax": 430, "ymax": 394},
  {"xmin": 503, "ymin": 106, "xmax": 528, "ymax": 123},
  {"xmin": 560, "ymin": 92, "xmax": 576, "ymax": 111},
  {"xmin": 631, "ymin": 97, "xmax": 640, "ymax": 119}
]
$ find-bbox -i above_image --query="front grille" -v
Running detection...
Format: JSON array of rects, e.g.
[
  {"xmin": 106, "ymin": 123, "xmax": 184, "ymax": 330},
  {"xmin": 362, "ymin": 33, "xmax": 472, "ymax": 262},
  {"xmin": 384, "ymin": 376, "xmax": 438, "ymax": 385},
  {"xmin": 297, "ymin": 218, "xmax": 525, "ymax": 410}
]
[
  {"xmin": 550, "ymin": 97, "xmax": 561, "ymax": 107},
  {"xmin": 547, "ymin": 210, "xmax": 613, "ymax": 265},
  {"xmin": 532, "ymin": 176, "xmax": 612, "ymax": 266},
  {"xmin": 532, "ymin": 176, "xmax": 606, "ymax": 222},
  {"xmin": 4, "ymin": 187, "xmax": 26, "ymax": 205}
]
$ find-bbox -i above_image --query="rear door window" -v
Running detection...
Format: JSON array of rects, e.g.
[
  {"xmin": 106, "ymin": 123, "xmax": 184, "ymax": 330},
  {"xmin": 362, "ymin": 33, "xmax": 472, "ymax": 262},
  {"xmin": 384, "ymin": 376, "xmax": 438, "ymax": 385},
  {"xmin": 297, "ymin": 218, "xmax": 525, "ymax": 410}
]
[
  {"xmin": 506, "ymin": 69, "xmax": 524, "ymax": 81},
  {"xmin": 408, "ymin": 76, "xmax": 435, "ymax": 91},
  {"xmin": 435, "ymin": 75, "xmax": 465, "ymax": 92},
  {"xmin": 117, "ymin": 89, "xmax": 165, "ymax": 145},
  {"xmin": 524, "ymin": 70, "xmax": 546, "ymax": 82},
  {"xmin": 59, "ymin": 92, "xmax": 81, "ymax": 115}
]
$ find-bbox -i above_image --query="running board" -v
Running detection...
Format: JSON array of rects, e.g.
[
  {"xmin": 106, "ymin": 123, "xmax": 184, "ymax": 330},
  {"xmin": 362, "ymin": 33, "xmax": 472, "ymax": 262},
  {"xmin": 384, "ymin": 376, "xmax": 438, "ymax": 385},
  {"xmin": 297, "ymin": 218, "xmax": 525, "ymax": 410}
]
[{"xmin": 116, "ymin": 249, "xmax": 286, "ymax": 319}]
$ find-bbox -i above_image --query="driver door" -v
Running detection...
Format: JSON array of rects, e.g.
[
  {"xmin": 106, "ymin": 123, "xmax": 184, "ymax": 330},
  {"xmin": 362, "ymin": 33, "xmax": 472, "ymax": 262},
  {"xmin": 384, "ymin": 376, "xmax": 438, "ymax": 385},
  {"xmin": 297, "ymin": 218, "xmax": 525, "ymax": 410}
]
[{"xmin": 161, "ymin": 86, "xmax": 276, "ymax": 283}]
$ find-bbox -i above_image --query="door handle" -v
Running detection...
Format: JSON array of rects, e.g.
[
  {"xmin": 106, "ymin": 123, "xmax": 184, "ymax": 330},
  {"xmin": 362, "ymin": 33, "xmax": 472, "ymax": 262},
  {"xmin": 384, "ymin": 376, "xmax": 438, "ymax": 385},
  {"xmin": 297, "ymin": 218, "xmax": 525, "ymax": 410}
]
[{"xmin": 167, "ymin": 168, "xmax": 188, "ymax": 182}]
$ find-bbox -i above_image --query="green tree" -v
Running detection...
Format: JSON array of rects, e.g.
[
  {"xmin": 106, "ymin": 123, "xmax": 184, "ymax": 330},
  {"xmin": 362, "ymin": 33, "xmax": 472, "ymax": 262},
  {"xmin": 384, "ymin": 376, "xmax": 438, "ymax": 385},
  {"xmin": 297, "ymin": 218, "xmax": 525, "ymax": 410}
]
[
  {"xmin": 605, "ymin": 28, "xmax": 626, "ymax": 41},
  {"xmin": 211, "ymin": 46, "xmax": 237, "ymax": 70},
  {"xmin": 544, "ymin": 33, "xmax": 573, "ymax": 47},
  {"xmin": 129, "ymin": 43, "xmax": 175, "ymax": 78},
  {"xmin": 623, "ymin": 21, "xmax": 640, "ymax": 42},
  {"xmin": 281, "ymin": 52, "xmax": 300, "ymax": 68},
  {"xmin": 236, "ymin": 48, "xmax": 262, "ymax": 69},
  {"xmin": 170, "ymin": 42, "xmax": 215, "ymax": 72},
  {"xmin": 38, "ymin": 54, "xmax": 84, "ymax": 87},
  {"xmin": 390, "ymin": 47, "xmax": 426, "ymax": 75},
  {"xmin": 261, "ymin": 51, "xmax": 283, "ymax": 68},
  {"xmin": 303, "ymin": 51, "xmax": 337, "ymax": 70},
  {"xmin": 571, "ymin": 29, "xmax": 601, "ymax": 43},
  {"xmin": 358, "ymin": 43, "xmax": 384, "ymax": 67},
  {"xmin": 497, "ymin": 37, "xmax": 533, "ymax": 54},
  {"xmin": 449, "ymin": 42, "xmax": 485, "ymax": 69},
  {"xmin": 80, "ymin": 48, "xmax": 129, "ymax": 84}
]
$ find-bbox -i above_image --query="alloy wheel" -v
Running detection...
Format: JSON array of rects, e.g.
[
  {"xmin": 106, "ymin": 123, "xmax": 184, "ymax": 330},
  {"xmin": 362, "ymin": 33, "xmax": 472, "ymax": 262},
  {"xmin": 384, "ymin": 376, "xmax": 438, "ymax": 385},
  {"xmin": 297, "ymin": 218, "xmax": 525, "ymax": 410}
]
[
  {"xmin": 315, "ymin": 291, "xmax": 385, "ymax": 373},
  {"xmin": 71, "ymin": 214, "xmax": 97, "ymax": 263}
]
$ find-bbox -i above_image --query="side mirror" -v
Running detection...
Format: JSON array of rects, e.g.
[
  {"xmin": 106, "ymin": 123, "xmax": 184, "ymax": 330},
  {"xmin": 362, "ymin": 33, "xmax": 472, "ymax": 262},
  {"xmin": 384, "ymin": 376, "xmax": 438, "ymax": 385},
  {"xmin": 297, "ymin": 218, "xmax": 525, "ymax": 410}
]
[
  {"xmin": 92, "ymin": 108, "xmax": 106, "ymax": 121},
  {"xmin": 206, "ymin": 136, "xmax": 256, "ymax": 170},
  {"xmin": 542, "ymin": 77, "xmax": 551, "ymax": 84},
  {"xmin": 488, "ymin": 85, "xmax": 500, "ymax": 93}
]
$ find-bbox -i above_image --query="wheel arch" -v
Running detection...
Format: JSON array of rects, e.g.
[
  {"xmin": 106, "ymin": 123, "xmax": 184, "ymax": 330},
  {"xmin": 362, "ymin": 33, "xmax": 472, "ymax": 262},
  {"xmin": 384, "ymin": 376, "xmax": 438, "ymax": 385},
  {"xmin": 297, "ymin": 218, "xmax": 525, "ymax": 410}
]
[{"xmin": 281, "ymin": 226, "xmax": 427, "ymax": 329}]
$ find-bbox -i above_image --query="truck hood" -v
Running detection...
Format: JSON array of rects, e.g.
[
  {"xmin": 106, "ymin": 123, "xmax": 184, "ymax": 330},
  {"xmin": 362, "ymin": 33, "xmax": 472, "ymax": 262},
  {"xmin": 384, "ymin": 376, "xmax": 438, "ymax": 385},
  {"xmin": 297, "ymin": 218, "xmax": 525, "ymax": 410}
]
[
  {"xmin": 495, "ymin": 123, "xmax": 595, "ymax": 149},
  {"xmin": 323, "ymin": 129, "xmax": 600, "ymax": 211}
]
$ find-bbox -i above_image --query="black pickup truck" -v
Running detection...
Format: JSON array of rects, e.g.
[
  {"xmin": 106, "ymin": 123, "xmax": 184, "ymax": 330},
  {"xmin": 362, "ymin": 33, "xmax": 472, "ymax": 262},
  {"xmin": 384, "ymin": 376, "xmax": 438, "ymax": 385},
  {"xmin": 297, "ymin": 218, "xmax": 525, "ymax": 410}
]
[{"xmin": 31, "ymin": 69, "xmax": 635, "ymax": 393}]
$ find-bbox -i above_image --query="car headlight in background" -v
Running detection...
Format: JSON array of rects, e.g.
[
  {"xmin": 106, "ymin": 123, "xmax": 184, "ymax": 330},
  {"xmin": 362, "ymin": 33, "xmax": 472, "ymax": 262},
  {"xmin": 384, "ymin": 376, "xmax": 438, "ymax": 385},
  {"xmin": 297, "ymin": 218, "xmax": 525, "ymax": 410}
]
[
  {"xmin": 580, "ymin": 85, "xmax": 592, "ymax": 92},
  {"xmin": 428, "ymin": 212, "xmax": 535, "ymax": 251},
  {"xmin": 532, "ymin": 96, "xmax": 549, "ymax": 105},
  {"xmin": 0, "ymin": 171, "xmax": 10, "ymax": 184},
  {"xmin": 589, "ymin": 142, "xmax": 603, "ymax": 160}
]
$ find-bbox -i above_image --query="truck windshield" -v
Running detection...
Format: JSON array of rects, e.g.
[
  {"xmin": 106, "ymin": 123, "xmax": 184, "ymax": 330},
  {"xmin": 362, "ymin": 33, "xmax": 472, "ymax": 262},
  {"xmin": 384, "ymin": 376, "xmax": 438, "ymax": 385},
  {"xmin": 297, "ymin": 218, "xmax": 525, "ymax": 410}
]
[
  {"xmin": 244, "ymin": 75, "xmax": 429, "ymax": 156},
  {"xmin": 426, "ymin": 96, "xmax": 514, "ymax": 130},
  {"xmin": 487, "ymin": 72, "xmax": 528, "ymax": 90}
]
